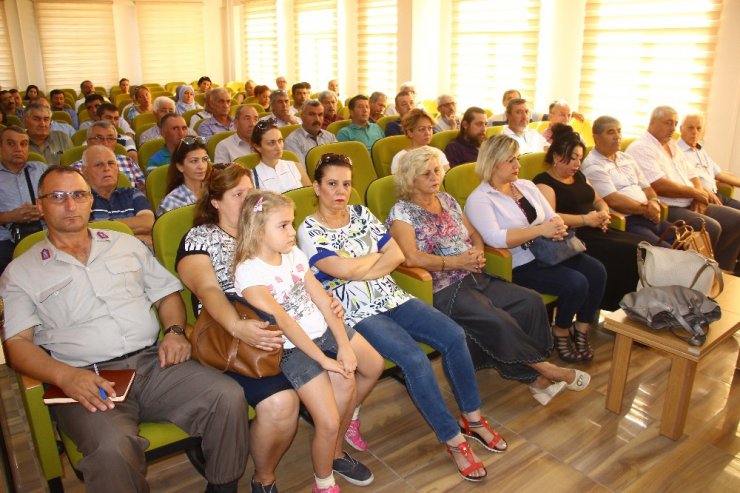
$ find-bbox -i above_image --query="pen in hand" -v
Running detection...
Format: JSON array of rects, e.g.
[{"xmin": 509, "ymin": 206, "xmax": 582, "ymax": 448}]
[{"xmin": 93, "ymin": 364, "xmax": 107, "ymax": 400}]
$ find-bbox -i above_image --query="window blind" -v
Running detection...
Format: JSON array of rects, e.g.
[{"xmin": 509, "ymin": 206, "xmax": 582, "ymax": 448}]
[
  {"xmin": 34, "ymin": 0, "xmax": 118, "ymax": 89},
  {"xmin": 242, "ymin": 0, "xmax": 279, "ymax": 86},
  {"xmin": 136, "ymin": 0, "xmax": 207, "ymax": 86},
  {"xmin": 0, "ymin": 1, "xmax": 17, "ymax": 90},
  {"xmin": 450, "ymin": 0, "xmax": 540, "ymax": 113},
  {"xmin": 579, "ymin": 0, "xmax": 723, "ymax": 134},
  {"xmin": 293, "ymin": 0, "xmax": 337, "ymax": 89},
  {"xmin": 357, "ymin": 0, "xmax": 397, "ymax": 96}
]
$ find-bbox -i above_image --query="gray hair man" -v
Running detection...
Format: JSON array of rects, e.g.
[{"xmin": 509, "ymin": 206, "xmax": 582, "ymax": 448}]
[
  {"xmin": 285, "ymin": 100, "xmax": 337, "ymax": 167},
  {"xmin": 627, "ymin": 106, "xmax": 740, "ymax": 270},
  {"xmin": 214, "ymin": 104, "xmax": 259, "ymax": 162},
  {"xmin": 434, "ymin": 94, "xmax": 460, "ymax": 132},
  {"xmin": 139, "ymin": 96, "xmax": 177, "ymax": 145}
]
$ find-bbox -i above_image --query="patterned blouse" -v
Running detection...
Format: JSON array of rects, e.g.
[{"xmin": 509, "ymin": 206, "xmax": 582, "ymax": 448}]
[
  {"xmin": 387, "ymin": 192, "xmax": 472, "ymax": 292},
  {"xmin": 297, "ymin": 205, "xmax": 412, "ymax": 328},
  {"xmin": 157, "ymin": 184, "xmax": 196, "ymax": 217}
]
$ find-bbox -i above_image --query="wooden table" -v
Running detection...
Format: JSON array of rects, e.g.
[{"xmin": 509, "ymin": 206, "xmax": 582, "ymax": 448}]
[{"xmin": 603, "ymin": 274, "xmax": 740, "ymax": 440}]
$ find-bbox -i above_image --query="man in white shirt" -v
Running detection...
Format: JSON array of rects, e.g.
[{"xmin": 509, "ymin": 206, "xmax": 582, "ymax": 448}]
[
  {"xmin": 627, "ymin": 105, "xmax": 740, "ymax": 270},
  {"xmin": 502, "ymin": 98, "xmax": 548, "ymax": 154},
  {"xmin": 678, "ymin": 113, "xmax": 740, "ymax": 210},
  {"xmin": 214, "ymin": 105, "xmax": 258, "ymax": 163},
  {"xmin": 284, "ymin": 100, "xmax": 337, "ymax": 167},
  {"xmin": 290, "ymin": 83, "xmax": 310, "ymax": 116},
  {"xmin": 139, "ymin": 97, "xmax": 176, "ymax": 145},
  {"xmin": 581, "ymin": 115, "xmax": 670, "ymax": 246},
  {"xmin": 434, "ymin": 95, "xmax": 460, "ymax": 132}
]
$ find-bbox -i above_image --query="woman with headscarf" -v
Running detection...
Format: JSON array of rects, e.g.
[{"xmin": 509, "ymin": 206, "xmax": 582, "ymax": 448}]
[{"xmin": 175, "ymin": 85, "xmax": 202, "ymax": 115}]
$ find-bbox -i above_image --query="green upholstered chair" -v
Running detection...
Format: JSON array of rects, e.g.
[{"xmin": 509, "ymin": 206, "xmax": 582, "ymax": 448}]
[
  {"xmin": 326, "ymin": 119, "xmax": 351, "ymax": 135},
  {"xmin": 370, "ymin": 135, "xmax": 410, "ymax": 178},
  {"xmin": 429, "ymin": 129, "xmax": 458, "ymax": 152},
  {"xmin": 206, "ymin": 131, "xmax": 236, "ymax": 161},
  {"xmin": 145, "ymin": 165, "xmax": 170, "ymax": 214},
  {"xmin": 138, "ymin": 138, "xmax": 165, "ymax": 174},
  {"xmin": 305, "ymin": 141, "xmax": 377, "ymax": 200},
  {"xmin": 12, "ymin": 222, "xmax": 201, "ymax": 492},
  {"xmin": 376, "ymin": 115, "xmax": 399, "ymax": 132},
  {"xmin": 132, "ymin": 112, "xmax": 156, "ymax": 132},
  {"xmin": 486, "ymin": 125, "xmax": 505, "ymax": 138},
  {"xmin": 28, "ymin": 151, "xmax": 46, "ymax": 163},
  {"xmin": 279, "ymin": 124, "xmax": 301, "ymax": 140}
]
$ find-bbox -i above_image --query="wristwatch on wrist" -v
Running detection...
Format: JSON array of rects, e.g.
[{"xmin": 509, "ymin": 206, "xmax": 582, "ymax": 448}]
[{"xmin": 164, "ymin": 325, "xmax": 185, "ymax": 337}]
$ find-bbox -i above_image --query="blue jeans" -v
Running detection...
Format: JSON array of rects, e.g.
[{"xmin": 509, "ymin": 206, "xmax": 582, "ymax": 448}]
[
  {"xmin": 625, "ymin": 215, "xmax": 673, "ymax": 247},
  {"xmin": 354, "ymin": 298, "xmax": 481, "ymax": 443},
  {"xmin": 512, "ymin": 253, "xmax": 607, "ymax": 328}
]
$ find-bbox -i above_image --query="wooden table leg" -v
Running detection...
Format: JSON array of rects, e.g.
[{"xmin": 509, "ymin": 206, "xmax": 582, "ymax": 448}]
[
  {"xmin": 606, "ymin": 333, "xmax": 633, "ymax": 413},
  {"xmin": 660, "ymin": 355, "xmax": 697, "ymax": 440}
]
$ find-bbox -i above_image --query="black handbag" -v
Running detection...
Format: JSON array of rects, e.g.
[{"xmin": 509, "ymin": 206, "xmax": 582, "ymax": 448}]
[
  {"xmin": 619, "ymin": 286, "xmax": 721, "ymax": 346},
  {"xmin": 9, "ymin": 167, "xmax": 44, "ymax": 244},
  {"xmin": 525, "ymin": 229, "xmax": 586, "ymax": 266}
]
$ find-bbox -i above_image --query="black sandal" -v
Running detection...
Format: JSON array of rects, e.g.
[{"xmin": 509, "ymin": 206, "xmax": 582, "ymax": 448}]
[
  {"xmin": 573, "ymin": 329, "xmax": 594, "ymax": 361},
  {"xmin": 553, "ymin": 330, "xmax": 584, "ymax": 363}
]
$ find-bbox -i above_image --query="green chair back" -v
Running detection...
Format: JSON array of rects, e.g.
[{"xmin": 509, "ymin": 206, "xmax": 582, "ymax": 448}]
[
  {"xmin": 279, "ymin": 124, "xmax": 301, "ymax": 140},
  {"xmin": 326, "ymin": 119, "xmax": 351, "ymax": 135},
  {"xmin": 376, "ymin": 115, "xmax": 399, "ymax": 132},
  {"xmin": 72, "ymin": 128, "xmax": 88, "ymax": 146},
  {"xmin": 138, "ymin": 138, "xmax": 165, "ymax": 174},
  {"xmin": 429, "ymin": 129, "xmax": 458, "ymax": 152},
  {"xmin": 620, "ymin": 137, "xmax": 636, "ymax": 152},
  {"xmin": 518, "ymin": 152, "xmax": 548, "ymax": 181},
  {"xmin": 365, "ymin": 175, "xmax": 398, "ymax": 222},
  {"xmin": 305, "ymin": 141, "xmax": 377, "ymax": 200},
  {"xmin": 133, "ymin": 112, "xmax": 156, "ymax": 132},
  {"xmin": 207, "ymin": 131, "xmax": 236, "ymax": 160},
  {"xmin": 28, "ymin": 151, "xmax": 46, "ymax": 163},
  {"xmin": 117, "ymin": 172, "xmax": 132, "ymax": 188},
  {"xmin": 136, "ymin": 123, "xmax": 157, "ymax": 145},
  {"xmin": 51, "ymin": 111, "xmax": 73, "ymax": 126},
  {"xmin": 486, "ymin": 126, "xmax": 505, "ymax": 138},
  {"xmin": 371, "ymin": 135, "xmax": 410, "ymax": 178},
  {"xmin": 183, "ymin": 108, "xmax": 201, "ymax": 126},
  {"xmin": 284, "ymin": 186, "xmax": 363, "ymax": 231},
  {"xmin": 152, "ymin": 204, "xmax": 197, "ymax": 324},
  {"xmin": 146, "ymin": 165, "xmax": 170, "ymax": 214},
  {"xmin": 443, "ymin": 162, "xmax": 479, "ymax": 209}
]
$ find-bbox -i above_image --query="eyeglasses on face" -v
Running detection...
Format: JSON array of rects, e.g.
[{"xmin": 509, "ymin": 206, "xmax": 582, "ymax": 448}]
[
  {"xmin": 317, "ymin": 153, "xmax": 352, "ymax": 168},
  {"xmin": 90, "ymin": 135, "xmax": 118, "ymax": 143},
  {"xmin": 39, "ymin": 190, "xmax": 92, "ymax": 204}
]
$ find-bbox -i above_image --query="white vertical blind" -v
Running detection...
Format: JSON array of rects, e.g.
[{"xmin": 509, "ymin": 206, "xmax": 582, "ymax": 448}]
[
  {"xmin": 579, "ymin": 0, "xmax": 723, "ymax": 134},
  {"xmin": 450, "ymin": 0, "xmax": 541, "ymax": 113},
  {"xmin": 136, "ymin": 0, "xmax": 207, "ymax": 85},
  {"xmin": 357, "ymin": 0, "xmax": 397, "ymax": 96},
  {"xmin": 242, "ymin": 0, "xmax": 279, "ymax": 86},
  {"xmin": 35, "ymin": 0, "xmax": 118, "ymax": 89},
  {"xmin": 0, "ymin": 1, "xmax": 17, "ymax": 90},
  {"xmin": 293, "ymin": 0, "xmax": 337, "ymax": 88}
]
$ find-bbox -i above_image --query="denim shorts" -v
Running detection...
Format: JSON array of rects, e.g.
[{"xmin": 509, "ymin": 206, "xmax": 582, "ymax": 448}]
[{"xmin": 280, "ymin": 325, "xmax": 356, "ymax": 389}]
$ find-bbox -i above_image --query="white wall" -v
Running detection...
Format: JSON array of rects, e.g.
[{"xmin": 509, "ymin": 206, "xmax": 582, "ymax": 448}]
[{"xmin": 4, "ymin": 0, "xmax": 739, "ymax": 173}]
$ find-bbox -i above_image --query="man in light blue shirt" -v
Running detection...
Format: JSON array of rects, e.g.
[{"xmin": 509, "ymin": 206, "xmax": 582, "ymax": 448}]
[{"xmin": 337, "ymin": 95, "xmax": 384, "ymax": 152}]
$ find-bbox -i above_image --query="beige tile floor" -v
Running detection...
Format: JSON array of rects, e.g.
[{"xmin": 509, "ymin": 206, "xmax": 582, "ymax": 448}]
[{"xmin": 3, "ymin": 326, "xmax": 740, "ymax": 492}]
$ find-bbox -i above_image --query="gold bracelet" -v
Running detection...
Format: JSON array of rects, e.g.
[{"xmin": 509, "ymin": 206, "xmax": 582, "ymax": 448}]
[{"xmin": 441, "ymin": 257, "xmax": 446, "ymax": 271}]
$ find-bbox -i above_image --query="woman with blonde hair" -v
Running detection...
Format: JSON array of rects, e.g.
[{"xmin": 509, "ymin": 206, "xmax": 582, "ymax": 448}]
[
  {"xmin": 389, "ymin": 108, "xmax": 449, "ymax": 174},
  {"xmin": 465, "ymin": 135, "xmax": 607, "ymax": 363}
]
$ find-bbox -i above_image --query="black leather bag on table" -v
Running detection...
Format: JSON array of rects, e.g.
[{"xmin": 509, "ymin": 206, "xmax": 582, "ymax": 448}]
[
  {"xmin": 526, "ymin": 229, "xmax": 586, "ymax": 266},
  {"xmin": 619, "ymin": 285, "xmax": 721, "ymax": 346}
]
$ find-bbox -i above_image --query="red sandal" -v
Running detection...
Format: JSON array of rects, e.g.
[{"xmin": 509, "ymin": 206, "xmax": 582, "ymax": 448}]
[
  {"xmin": 445, "ymin": 440, "xmax": 487, "ymax": 482},
  {"xmin": 459, "ymin": 415, "xmax": 508, "ymax": 453}
]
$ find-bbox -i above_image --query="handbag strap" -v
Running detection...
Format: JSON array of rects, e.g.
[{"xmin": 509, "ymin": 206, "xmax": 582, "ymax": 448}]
[
  {"xmin": 23, "ymin": 166, "xmax": 37, "ymax": 203},
  {"xmin": 636, "ymin": 242, "xmax": 652, "ymax": 288}
]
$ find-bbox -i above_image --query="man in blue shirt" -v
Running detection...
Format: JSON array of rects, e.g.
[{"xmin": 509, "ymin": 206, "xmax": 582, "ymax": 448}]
[
  {"xmin": 82, "ymin": 145, "xmax": 154, "ymax": 249},
  {"xmin": 147, "ymin": 114, "xmax": 190, "ymax": 172},
  {"xmin": 337, "ymin": 95, "xmax": 384, "ymax": 152}
]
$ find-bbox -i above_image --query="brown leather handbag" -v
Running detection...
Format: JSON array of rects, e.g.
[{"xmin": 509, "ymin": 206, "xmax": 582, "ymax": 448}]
[
  {"xmin": 660, "ymin": 219, "xmax": 714, "ymax": 259},
  {"xmin": 190, "ymin": 301, "xmax": 283, "ymax": 378}
]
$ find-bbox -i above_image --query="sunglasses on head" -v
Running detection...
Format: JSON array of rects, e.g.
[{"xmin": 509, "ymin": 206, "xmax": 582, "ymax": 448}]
[
  {"xmin": 255, "ymin": 118, "xmax": 277, "ymax": 131},
  {"xmin": 175, "ymin": 135, "xmax": 207, "ymax": 153},
  {"xmin": 317, "ymin": 153, "xmax": 352, "ymax": 168}
]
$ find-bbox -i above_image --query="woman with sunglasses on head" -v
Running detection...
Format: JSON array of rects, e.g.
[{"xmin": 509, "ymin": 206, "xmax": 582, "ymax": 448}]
[
  {"xmin": 532, "ymin": 124, "xmax": 643, "ymax": 314},
  {"xmin": 297, "ymin": 153, "xmax": 507, "ymax": 483},
  {"xmin": 465, "ymin": 134, "xmax": 607, "ymax": 364},
  {"xmin": 177, "ymin": 163, "xmax": 307, "ymax": 493},
  {"xmin": 250, "ymin": 119, "xmax": 311, "ymax": 193},
  {"xmin": 157, "ymin": 136, "xmax": 209, "ymax": 216}
]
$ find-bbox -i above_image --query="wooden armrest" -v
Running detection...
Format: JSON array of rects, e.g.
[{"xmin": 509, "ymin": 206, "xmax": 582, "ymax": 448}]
[
  {"xmin": 21, "ymin": 373, "xmax": 43, "ymax": 390},
  {"xmin": 394, "ymin": 264, "xmax": 432, "ymax": 282}
]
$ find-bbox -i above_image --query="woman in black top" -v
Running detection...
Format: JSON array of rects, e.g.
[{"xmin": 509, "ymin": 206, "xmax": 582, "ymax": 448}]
[{"xmin": 533, "ymin": 124, "xmax": 643, "ymax": 319}]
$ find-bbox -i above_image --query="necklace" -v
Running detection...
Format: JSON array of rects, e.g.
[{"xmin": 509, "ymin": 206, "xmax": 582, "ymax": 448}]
[{"xmin": 316, "ymin": 208, "xmax": 348, "ymax": 229}]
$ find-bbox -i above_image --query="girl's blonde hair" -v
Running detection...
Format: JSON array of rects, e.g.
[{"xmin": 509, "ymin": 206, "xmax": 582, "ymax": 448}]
[
  {"xmin": 475, "ymin": 134, "xmax": 520, "ymax": 183},
  {"xmin": 232, "ymin": 191, "xmax": 294, "ymax": 271},
  {"xmin": 394, "ymin": 146, "xmax": 441, "ymax": 201}
]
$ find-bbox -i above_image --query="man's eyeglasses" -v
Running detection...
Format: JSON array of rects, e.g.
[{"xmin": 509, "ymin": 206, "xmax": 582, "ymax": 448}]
[
  {"xmin": 175, "ymin": 135, "xmax": 207, "ymax": 153},
  {"xmin": 38, "ymin": 190, "xmax": 92, "ymax": 204},
  {"xmin": 90, "ymin": 135, "xmax": 118, "ymax": 143},
  {"xmin": 317, "ymin": 153, "xmax": 352, "ymax": 168}
]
